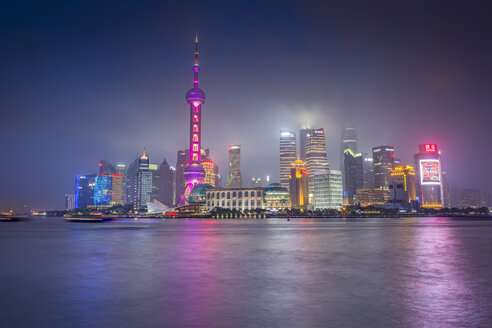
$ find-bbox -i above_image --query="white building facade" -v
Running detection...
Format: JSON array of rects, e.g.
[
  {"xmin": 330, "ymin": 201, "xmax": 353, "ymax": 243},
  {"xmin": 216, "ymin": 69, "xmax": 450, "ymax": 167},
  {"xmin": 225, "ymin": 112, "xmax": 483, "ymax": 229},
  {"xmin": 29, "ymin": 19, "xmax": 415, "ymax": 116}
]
[{"xmin": 313, "ymin": 170, "xmax": 343, "ymax": 210}]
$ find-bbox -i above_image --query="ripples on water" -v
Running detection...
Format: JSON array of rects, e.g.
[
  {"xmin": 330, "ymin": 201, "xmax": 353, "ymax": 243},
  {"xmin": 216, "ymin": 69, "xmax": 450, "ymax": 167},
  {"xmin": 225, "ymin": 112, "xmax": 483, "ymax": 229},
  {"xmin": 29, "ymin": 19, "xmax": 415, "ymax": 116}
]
[{"xmin": 1, "ymin": 217, "xmax": 492, "ymax": 327}]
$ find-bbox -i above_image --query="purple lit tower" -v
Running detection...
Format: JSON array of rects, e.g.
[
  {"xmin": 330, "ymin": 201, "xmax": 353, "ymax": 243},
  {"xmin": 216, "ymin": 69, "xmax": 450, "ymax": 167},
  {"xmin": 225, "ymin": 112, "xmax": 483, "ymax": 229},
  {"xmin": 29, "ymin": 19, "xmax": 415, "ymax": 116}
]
[{"xmin": 178, "ymin": 36, "xmax": 206, "ymax": 205}]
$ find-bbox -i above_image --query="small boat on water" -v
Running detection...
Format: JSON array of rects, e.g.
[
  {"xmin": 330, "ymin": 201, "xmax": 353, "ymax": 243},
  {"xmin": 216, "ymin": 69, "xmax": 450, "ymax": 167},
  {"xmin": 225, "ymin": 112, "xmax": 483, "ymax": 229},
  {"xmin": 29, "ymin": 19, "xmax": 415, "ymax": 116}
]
[
  {"xmin": 0, "ymin": 215, "xmax": 29, "ymax": 222},
  {"xmin": 64, "ymin": 214, "xmax": 114, "ymax": 223}
]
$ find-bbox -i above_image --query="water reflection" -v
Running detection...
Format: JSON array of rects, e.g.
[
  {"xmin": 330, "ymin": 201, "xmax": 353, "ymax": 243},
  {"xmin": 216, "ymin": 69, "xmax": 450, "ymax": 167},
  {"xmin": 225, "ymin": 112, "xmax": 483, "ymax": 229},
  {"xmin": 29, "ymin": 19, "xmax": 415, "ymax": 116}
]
[{"xmin": 396, "ymin": 218, "xmax": 487, "ymax": 327}]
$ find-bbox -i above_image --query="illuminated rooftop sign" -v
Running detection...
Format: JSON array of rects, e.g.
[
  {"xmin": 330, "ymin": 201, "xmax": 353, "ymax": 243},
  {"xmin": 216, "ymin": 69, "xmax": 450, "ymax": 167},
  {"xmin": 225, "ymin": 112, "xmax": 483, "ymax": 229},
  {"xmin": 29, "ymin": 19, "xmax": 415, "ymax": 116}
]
[{"xmin": 424, "ymin": 144, "xmax": 437, "ymax": 152}]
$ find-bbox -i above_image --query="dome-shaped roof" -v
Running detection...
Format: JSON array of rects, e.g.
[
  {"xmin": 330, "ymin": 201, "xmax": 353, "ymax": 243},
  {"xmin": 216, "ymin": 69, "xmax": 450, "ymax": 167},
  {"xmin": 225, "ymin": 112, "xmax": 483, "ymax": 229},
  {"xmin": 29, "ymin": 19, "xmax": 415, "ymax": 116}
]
[
  {"xmin": 189, "ymin": 184, "xmax": 213, "ymax": 204},
  {"xmin": 186, "ymin": 87, "xmax": 206, "ymax": 104}
]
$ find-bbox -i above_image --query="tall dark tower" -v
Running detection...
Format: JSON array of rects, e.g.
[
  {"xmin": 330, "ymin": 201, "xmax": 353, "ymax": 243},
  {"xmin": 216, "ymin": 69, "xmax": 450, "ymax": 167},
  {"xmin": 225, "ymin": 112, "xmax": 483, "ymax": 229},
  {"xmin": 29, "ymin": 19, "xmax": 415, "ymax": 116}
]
[{"xmin": 178, "ymin": 36, "xmax": 206, "ymax": 206}]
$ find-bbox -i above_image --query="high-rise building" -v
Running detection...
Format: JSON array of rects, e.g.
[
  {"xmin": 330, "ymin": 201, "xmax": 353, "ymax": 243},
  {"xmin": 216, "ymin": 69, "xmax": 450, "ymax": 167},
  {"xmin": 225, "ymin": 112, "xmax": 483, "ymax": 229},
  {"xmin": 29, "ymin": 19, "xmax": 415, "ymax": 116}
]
[
  {"xmin": 362, "ymin": 154, "xmax": 374, "ymax": 188},
  {"xmin": 202, "ymin": 159, "xmax": 219, "ymax": 187},
  {"xmin": 299, "ymin": 127, "xmax": 310, "ymax": 161},
  {"xmin": 94, "ymin": 175, "xmax": 112, "ymax": 206},
  {"xmin": 115, "ymin": 164, "xmax": 127, "ymax": 204},
  {"xmin": 175, "ymin": 150, "xmax": 187, "ymax": 204},
  {"xmin": 305, "ymin": 128, "xmax": 330, "ymax": 175},
  {"xmin": 226, "ymin": 145, "xmax": 242, "ymax": 188},
  {"xmin": 134, "ymin": 149, "xmax": 153, "ymax": 210},
  {"xmin": 75, "ymin": 174, "xmax": 96, "ymax": 209},
  {"xmin": 149, "ymin": 163, "xmax": 161, "ymax": 201},
  {"xmin": 343, "ymin": 148, "xmax": 364, "ymax": 204},
  {"xmin": 108, "ymin": 174, "xmax": 124, "ymax": 206},
  {"xmin": 373, "ymin": 146, "xmax": 395, "ymax": 189},
  {"xmin": 126, "ymin": 157, "xmax": 139, "ymax": 205},
  {"xmin": 280, "ymin": 130, "xmax": 297, "ymax": 190},
  {"xmin": 179, "ymin": 36, "xmax": 207, "ymax": 205},
  {"xmin": 65, "ymin": 194, "xmax": 75, "ymax": 210},
  {"xmin": 289, "ymin": 159, "xmax": 309, "ymax": 211},
  {"xmin": 340, "ymin": 119, "xmax": 358, "ymax": 173},
  {"xmin": 313, "ymin": 169, "xmax": 343, "ymax": 210},
  {"xmin": 389, "ymin": 165, "xmax": 416, "ymax": 204},
  {"xmin": 414, "ymin": 144, "xmax": 443, "ymax": 208},
  {"xmin": 99, "ymin": 160, "xmax": 116, "ymax": 176},
  {"xmin": 159, "ymin": 159, "xmax": 175, "ymax": 207}
]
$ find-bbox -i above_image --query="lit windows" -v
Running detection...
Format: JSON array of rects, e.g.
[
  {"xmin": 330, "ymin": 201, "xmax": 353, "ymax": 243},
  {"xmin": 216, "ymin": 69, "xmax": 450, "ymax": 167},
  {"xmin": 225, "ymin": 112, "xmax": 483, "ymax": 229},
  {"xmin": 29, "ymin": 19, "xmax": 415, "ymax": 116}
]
[
  {"xmin": 193, "ymin": 124, "xmax": 199, "ymax": 132},
  {"xmin": 192, "ymin": 154, "xmax": 198, "ymax": 161},
  {"xmin": 193, "ymin": 114, "xmax": 199, "ymax": 123},
  {"xmin": 193, "ymin": 144, "xmax": 199, "ymax": 152},
  {"xmin": 193, "ymin": 134, "xmax": 199, "ymax": 142}
]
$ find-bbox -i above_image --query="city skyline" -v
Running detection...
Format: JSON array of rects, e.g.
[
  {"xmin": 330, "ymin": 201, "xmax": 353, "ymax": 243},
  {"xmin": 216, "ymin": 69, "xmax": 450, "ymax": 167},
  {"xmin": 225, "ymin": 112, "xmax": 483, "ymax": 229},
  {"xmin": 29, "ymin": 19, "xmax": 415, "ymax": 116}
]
[{"xmin": 2, "ymin": 1, "xmax": 492, "ymax": 210}]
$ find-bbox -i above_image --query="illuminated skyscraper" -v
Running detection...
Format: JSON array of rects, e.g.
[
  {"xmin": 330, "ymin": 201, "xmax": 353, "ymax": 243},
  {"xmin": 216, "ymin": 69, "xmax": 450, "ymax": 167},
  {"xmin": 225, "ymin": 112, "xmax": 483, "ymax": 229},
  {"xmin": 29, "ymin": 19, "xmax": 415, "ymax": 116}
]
[
  {"xmin": 94, "ymin": 175, "xmax": 112, "ymax": 205},
  {"xmin": 115, "ymin": 164, "xmax": 127, "ymax": 204},
  {"xmin": 226, "ymin": 145, "xmax": 242, "ymax": 188},
  {"xmin": 340, "ymin": 119, "xmax": 358, "ymax": 172},
  {"xmin": 313, "ymin": 169, "xmax": 343, "ymax": 210},
  {"xmin": 99, "ymin": 160, "xmax": 116, "ymax": 175},
  {"xmin": 305, "ymin": 128, "xmax": 330, "ymax": 174},
  {"xmin": 280, "ymin": 130, "xmax": 297, "ymax": 190},
  {"xmin": 343, "ymin": 148, "xmax": 364, "ymax": 204},
  {"xmin": 362, "ymin": 154, "xmax": 374, "ymax": 188},
  {"xmin": 305, "ymin": 128, "xmax": 329, "ymax": 206},
  {"xmin": 134, "ymin": 149, "xmax": 153, "ymax": 210},
  {"xmin": 75, "ymin": 174, "xmax": 96, "ymax": 209},
  {"xmin": 203, "ymin": 159, "xmax": 219, "ymax": 187},
  {"xmin": 289, "ymin": 159, "xmax": 309, "ymax": 211},
  {"xmin": 179, "ymin": 36, "xmax": 206, "ymax": 205},
  {"xmin": 175, "ymin": 150, "xmax": 187, "ymax": 204},
  {"xmin": 389, "ymin": 165, "xmax": 416, "ymax": 205},
  {"xmin": 149, "ymin": 163, "xmax": 160, "ymax": 201},
  {"xmin": 372, "ymin": 146, "xmax": 395, "ymax": 189},
  {"xmin": 414, "ymin": 144, "xmax": 443, "ymax": 208},
  {"xmin": 65, "ymin": 194, "xmax": 75, "ymax": 210}
]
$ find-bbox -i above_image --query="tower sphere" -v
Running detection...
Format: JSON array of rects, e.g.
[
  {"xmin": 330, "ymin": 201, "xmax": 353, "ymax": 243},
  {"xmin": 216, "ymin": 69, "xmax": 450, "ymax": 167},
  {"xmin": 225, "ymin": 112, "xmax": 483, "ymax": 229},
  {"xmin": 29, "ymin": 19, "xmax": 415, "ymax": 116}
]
[
  {"xmin": 183, "ymin": 162, "xmax": 206, "ymax": 183},
  {"xmin": 186, "ymin": 88, "xmax": 206, "ymax": 105}
]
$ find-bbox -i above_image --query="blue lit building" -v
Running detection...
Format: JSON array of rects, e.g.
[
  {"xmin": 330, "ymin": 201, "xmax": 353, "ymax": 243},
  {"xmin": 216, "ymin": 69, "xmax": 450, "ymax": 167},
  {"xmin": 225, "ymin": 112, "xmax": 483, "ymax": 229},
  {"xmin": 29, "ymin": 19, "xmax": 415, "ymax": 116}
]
[
  {"xmin": 75, "ymin": 174, "xmax": 96, "ymax": 209},
  {"xmin": 94, "ymin": 175, "xmax": 112, "ymax": 206}
]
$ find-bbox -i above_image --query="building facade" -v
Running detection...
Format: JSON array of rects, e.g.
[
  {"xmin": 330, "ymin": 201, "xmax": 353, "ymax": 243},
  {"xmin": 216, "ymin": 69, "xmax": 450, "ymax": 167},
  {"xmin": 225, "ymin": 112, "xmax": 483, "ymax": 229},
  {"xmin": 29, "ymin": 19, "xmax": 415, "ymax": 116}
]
[
  {"xmin": 75, "ymin": 174, "xmax": 96, "ymax": 209},
  {"xmin": 373, "ymin": 146, "xmax": 395, "ymax": 189},
  {"xmin": 313, "ymin": 170, "xmax": 343, "ymax": 210},
  {"xmin": 363, "ymin": 154, "xmax": 374, "ymax": 188},
  {"xmin": 263, "ymin": 183, "xmax": 289, "ymax": 211},
  {"xmin": 389, "ymin": 165, "xmax": 416, "ymax": 204},
  {"xmin": 205, "ymin": 188, "xmax": 264, "ymax": 211},
  {"xmin": 226, "ymin": 145, "xmax": 242, "ymax": 188},
  {"xmin": 280, "ymin": 130, "xmax": 297, "ymax": 190},
  {"xmin": 356, "ymin": 187, "xmax": 390, "ymax": 207},
  {"xmin": 343, "ymin": 148, "xmax": 364, "ymax": 203},
  {"xmin": 305, "ymin": 128, "xmax": 329, "ymax": 203},
  {"xmin": 414, "ymin": 144, "xmax": 443, "ymax": 208},
  {"xmin": 134, "ymin": 149, "xmax": 153, "ymax": 210},
  {"xmin": 159, "ymin": 159, "xmax": 175, "ymax": 207},
  {"xmin": 289, "ymin": 159, "xmax": 309, "ymax": 211}
]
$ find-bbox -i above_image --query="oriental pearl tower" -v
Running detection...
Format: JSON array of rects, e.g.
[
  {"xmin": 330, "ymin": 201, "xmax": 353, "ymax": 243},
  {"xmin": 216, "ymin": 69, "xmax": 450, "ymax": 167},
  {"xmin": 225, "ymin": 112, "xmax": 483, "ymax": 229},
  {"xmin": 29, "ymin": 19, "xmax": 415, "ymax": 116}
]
[{"xmin": 178, "ymin": 36, "xmax": 206, "ymax": 205}]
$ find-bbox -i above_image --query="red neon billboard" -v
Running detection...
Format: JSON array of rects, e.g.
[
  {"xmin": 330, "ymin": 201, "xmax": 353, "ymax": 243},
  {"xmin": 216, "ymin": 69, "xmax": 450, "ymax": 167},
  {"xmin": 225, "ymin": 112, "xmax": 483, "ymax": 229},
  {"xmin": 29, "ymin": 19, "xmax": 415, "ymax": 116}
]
[{"xmin": 424, "ymin": 144, "xmax": 437, "ymax": 152}]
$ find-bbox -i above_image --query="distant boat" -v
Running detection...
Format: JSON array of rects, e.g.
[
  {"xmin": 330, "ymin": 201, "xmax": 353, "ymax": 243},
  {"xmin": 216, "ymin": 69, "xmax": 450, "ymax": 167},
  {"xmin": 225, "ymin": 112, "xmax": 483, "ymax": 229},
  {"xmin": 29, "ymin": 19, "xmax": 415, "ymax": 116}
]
[
  {"xmin": 0, "ymin": 215, "xmax": 28, "ymax": 222},
  {"xmin": 64, "ymin": 214, "xmax": 114, "ymax": 223}
]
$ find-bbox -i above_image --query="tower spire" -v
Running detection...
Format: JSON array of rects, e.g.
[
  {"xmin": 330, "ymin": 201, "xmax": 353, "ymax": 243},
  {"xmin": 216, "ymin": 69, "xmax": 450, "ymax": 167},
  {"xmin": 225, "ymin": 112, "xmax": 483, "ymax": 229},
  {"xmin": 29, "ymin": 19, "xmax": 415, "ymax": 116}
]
[{"xmin": 193, "ymin": 34, "xmax": 199, "ymax": 88}]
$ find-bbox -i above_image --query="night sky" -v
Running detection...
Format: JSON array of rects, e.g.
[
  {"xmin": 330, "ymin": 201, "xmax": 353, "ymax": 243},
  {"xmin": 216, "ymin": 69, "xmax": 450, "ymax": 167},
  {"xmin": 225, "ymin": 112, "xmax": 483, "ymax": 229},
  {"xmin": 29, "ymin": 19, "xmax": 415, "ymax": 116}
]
[{"xmin": 1, "ymin": 0, "xmax": 491, "ymax": 210}]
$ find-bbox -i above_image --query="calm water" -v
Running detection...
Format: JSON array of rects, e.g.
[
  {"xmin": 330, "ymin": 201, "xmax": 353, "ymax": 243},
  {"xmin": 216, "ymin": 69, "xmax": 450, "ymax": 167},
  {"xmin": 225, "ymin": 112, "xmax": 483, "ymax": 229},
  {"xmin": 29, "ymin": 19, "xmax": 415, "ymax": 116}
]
[{"xmin": 1, "ymin": 217, "xmax": 492, "ymax": 327}]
